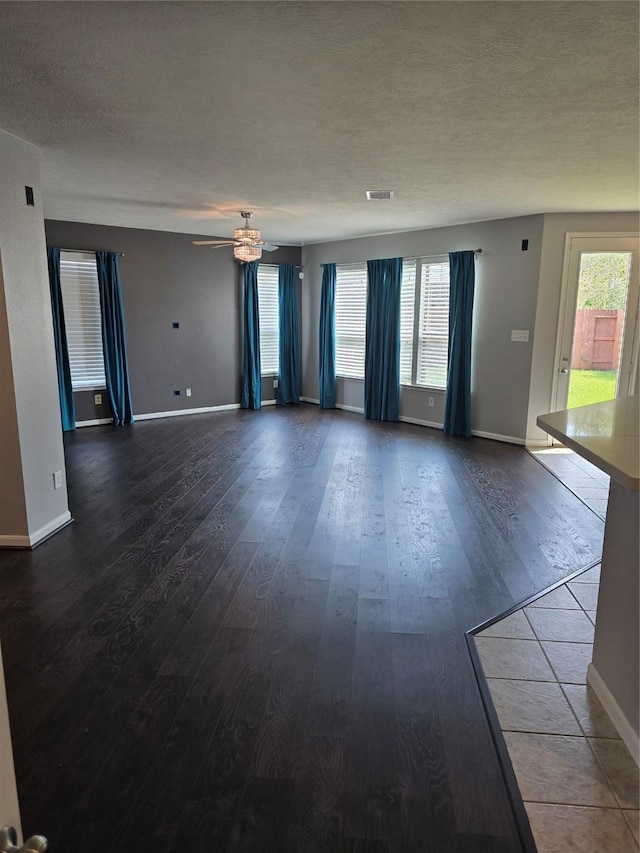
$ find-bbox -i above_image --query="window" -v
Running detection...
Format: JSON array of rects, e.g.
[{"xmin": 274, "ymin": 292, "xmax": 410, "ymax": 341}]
[
  {"xmin": 399, "ymin": 259, "xmax": 417, "ymax": 384},
  {"xmin": 400, "ymin": 257, "xmax": 450, "ymax": 389},
  {"xmin": 334, "ymin": 257, "xmax": 450, "ymax": 388},
  {"xmin": 335, "ymin": 262, "xmax": 367, "ymax": 379},
  {"xmin": 257, "ymin": 264, "xmax": 279, "ymax": 375},
  {"xmin": 59, "ymin": 252, "xmax": 106, "ymax": 390}
]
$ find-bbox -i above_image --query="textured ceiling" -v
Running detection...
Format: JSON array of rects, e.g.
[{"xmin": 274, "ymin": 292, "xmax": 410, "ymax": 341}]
[{"xmin": 0, "ymin": 1, "xmax": 637, "ymax": 245}]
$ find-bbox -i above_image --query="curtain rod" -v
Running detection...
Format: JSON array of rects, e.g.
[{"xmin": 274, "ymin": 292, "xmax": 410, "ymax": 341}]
[
  {"xmin": 400, "ymin": 248, "xmax": 482, "ymax": 261},
  {"xmin": 59, "ymin": 247, "xmax": 125, "ymax": 257},
  {"xmin": 248, "ymin": 261, "xmax": 303, "ymax": 269},
  {"xmin": 325, "ymin": 249, "xmax": 482, "ymax": 268}
]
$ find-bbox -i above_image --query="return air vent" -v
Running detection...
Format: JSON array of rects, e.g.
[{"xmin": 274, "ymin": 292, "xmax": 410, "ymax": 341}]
[{"xmin": 366, "ymin": 190, "xmax": 395, "ymax": 200}]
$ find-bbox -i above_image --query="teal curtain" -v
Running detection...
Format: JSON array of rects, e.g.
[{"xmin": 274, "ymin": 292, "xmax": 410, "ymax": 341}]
[
  {"xmin": 277, "ymin": 264, "xmax": 300, "ymax": 405},
  {"xmin": 241, "ymin": 261, "xmax": 261, "ymax": 409},
  {"xmin": 364, "ymin": 257, "xmax": 403, "ymax": 421},
  {"xmin": 46, "ymin": 247, "xmax": 76, "ymax": 431},
  {"xmin": 96, "ymin": 251, "xmax": 134, "ymax": 426},
  {"xmin": 318, "ymin": 263, "xmax": 336, "ymax": 409},
  {"xmin": 444, "ymin": 251, "xmax": 475, "ymax": 437}
]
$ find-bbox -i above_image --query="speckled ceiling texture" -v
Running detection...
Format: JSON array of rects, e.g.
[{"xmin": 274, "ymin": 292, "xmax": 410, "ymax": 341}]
[{"xmin": 0, "ymin": 1, "xmax": 637, "ymax": 244}]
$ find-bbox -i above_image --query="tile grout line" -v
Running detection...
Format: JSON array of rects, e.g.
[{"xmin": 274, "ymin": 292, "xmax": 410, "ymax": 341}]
[
  {"xmin": 480, "ymin": 573, "xmax": 638, "ymax": 844},
  {"xmin": 523, "ymin": 798, "xmax": 629, "ymax": 810}
]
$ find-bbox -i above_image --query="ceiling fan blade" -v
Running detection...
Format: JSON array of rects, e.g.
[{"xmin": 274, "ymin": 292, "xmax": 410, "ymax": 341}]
[
  {"xmin": 192, "ymin": 239, "xmax": 235, "ymax": 246},
  {"xmin": 259, "ymin": 243, "xmax": 280, "ymax": 252}
]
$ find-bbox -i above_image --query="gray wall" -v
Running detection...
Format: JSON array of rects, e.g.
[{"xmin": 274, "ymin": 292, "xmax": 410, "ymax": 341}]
[
  {"xmin": 592, "ymin": 481, "xmax": 639, "ymax": 744},
  {"xmin": 74, "ymin": 389, "xmax": 111, "ymax": 422},
  {"xmin": 45, "ymin": 220, "xmax": 302, "ymax": 416},
  {"xmin": 44, "ymin": 211, "xmax": 637, "ymax": 439},
  {"xmin": 0, "ymin": 266, "xmax": 28, "ymax": 535},
  {"xmin": 0, "ymin": 131, "xmax": 70, "ymax": 543},
  {"xmin": 302, "ymin": 215, "xmax": 544, "ymax": 440}
]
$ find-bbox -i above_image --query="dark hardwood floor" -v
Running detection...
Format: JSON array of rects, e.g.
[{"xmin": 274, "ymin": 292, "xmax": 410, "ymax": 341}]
[{"xmin": 0, "ymin": 405, "xmax": 604, "ymax": 852}]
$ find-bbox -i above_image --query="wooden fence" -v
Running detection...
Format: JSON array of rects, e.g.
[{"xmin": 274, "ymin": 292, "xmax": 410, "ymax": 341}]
[{"xmin": 571, "ymin": 308, "xmax": 623, "ymax": 371}]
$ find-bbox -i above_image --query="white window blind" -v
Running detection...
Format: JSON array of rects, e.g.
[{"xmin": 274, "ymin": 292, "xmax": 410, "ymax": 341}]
[
  {"xmin": 59, "ymin": 252, "xmax": 106, "ymax": 390},
  {"xmin": 399, "ymin": 259, "xmax": 417, "ymax": 384},
  {"xmin": 257, "ymin": 264, "xmax": 279, "ymax": 375},
  {"xmin": 416, "ymin": 260, "xmax": 450, "ymax": 389},
  {"xmin": 335, "ymin": 263, "xmax": 367, "ymax": 379}
]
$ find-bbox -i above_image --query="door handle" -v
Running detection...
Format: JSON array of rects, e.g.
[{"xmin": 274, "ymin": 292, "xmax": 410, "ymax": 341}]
[{"xmin": 0, "ymin": 827, "xmax": 47, "ymax": 853}]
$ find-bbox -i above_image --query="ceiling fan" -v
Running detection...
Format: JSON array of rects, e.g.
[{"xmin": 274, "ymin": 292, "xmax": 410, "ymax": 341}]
[{"xmin": 192, "ymin": 211, "xmax": 278, "ymax": 262}]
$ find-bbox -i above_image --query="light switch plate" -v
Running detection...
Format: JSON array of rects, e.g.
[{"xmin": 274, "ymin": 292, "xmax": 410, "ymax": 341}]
[{"xmin": 511, "ymin": 330, "xmax": 529, "ymax": 342}]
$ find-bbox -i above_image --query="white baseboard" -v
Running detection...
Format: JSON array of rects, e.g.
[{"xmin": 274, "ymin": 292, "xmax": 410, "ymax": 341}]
[
  {"xmin": 399, "ymin": 415, "xmax": 443, "ymax": 430},
  {"xmin": 336, "ymin": 403, "xmax": 364, "ymax": 414},
  {"xmin": 79, "ymin": 399, "xmax": 525, "ymax": 447},
  {"xmin": 76, "ymin": 418, "xmax": 112, "ymax": 428},
  {"xmin": 77, "ymin": 401, "xmax": 289, "ymax": 426},
  {"xmin": 0, "ymin": 511, "xmax": 73, "ymax": 549},
  {"xmin": 302, "ymin": 400, "xmax": 521, "ymax": 442},
  {"xmin": 135, "ymin": 403, "xmax": 241, "ymax": 421},
  {"xmin": 525, "ymin": 438, "xmax": 551, "ymax": 449},
  {"xmin": 470, "ymin": 429, "xmax": 525, "ymax": 446},
  {"xmin": 587, "ymin": 662, "xmax": 639, "ymax": 766},
  {"xmin": 0, "ymin": 533, "xmax": 32, "ymax": 548}
]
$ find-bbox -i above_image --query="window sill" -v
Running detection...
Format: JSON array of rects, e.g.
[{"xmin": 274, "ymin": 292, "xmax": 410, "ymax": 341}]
[
  {"xmin": 334, "ymin": 378, "xmax": 445, "ymax": 392},
  {"xmin": 400, "ymin": 383, "xmax": 446, "ymax": 392}
]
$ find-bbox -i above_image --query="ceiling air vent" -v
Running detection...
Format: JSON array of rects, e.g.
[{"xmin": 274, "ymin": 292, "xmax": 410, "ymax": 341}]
[{"xmin": 366, "ymin": 190, "xmax": 394, "ymax": 200}]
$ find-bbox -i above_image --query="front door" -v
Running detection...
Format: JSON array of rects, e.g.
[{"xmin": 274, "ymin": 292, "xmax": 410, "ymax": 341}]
[{"xmin": 555, "ymin": 235, "xmax": 639, "ymax": 414}]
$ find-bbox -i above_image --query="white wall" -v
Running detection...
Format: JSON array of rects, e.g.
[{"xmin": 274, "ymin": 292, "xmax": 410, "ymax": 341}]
[
  {"xmin": 0, "ymin": 642, "xmax": 22, "ymax": 840},
  {"xmin": 0, "ymin": 270, "xmax": 28, "ymax": 535},
  {"xmin": 527, "ymin": 211, "xmax": 640, "ymax": 444},
  {"xmin": 591, "ymin": 481, "xmax": 639, "ymax": 758},
  {"xmin": 302, "ymin": 215, "xmax": 544, "ymax": 441},
  {"xmin": 0, "ymin": 130, "xmax": 70, "ymax": 547}
]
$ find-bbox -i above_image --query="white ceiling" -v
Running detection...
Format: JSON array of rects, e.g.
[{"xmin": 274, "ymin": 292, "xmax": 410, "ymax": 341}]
[{"xmin": 0, "ymin": 1, "xmax": 637, "ymax": 245}]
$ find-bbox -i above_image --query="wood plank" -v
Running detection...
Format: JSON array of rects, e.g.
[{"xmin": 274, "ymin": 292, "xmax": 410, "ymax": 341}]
[
  {"xmin": 343, "ymin": 597, "xmax": 400, "ymax": 842},
  {"xmin": 306, "ymin": 564, "xmax": 359, "ymax": 738},
  {"xmin": 113, "ymin": 627, "xmax": 252, "ymax": 851}
]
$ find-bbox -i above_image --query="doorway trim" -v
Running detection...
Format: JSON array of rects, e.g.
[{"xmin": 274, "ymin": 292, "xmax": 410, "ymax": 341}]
[{"xmin": 550, "ymin": 231, "xmax": 640, "ymax": 433}]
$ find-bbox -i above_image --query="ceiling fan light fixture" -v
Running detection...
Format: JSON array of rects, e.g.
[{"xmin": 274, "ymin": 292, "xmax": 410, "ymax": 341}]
[
  {"xmin": 234, "ymin": 243, "xmax": 262, "ymax": 263},
  {"xmin": 234, "ymin": 211, "xmax": 261, "ymax": 244},
  {"xmin": 233, "ymin": 225, "xmax": 261, "ymax": 243}
]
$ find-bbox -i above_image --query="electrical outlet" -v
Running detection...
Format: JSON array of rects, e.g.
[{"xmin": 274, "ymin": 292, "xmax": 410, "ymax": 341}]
[
  {"xmin": 185, "ymin": 388, "xmax": 191, "ymax": 397},
  {"xmin": 511, "ymin": 330, "xmax": 530, "ymax": 342},
  {"xmin": 273, "ymin": 379, "xmax": 278, "ymax": 388},
  {"xmin": 428, "ymin": 397, "xmax": 435, "ymax": 407},
  {"xmin": 53, "ymin": 470, "xmax": 62, "ymax": 490},
  {"xmin": 94, "ymin": 393, "xmax": 102, "ymax": 405}
]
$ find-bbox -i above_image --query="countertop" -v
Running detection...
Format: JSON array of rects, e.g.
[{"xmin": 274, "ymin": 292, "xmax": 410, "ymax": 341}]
[{"xmin": 537, "ymin": 395, "xmax": 639, "ymax": 491}]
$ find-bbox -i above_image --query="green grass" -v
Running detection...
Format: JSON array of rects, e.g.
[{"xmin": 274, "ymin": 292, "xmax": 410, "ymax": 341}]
[{"xmin": 567, "ymin": 369, "xmax": 617, "ymax": 409}]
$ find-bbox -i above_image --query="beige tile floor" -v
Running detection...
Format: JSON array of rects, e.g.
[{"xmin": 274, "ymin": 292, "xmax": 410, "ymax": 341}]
[
  {"xmin": 530, "ymin": 447, "xmax": 610, "ymax": 519},
  {"xmin": 474, "ymin": 564, "xmax": 639, "ymax": 852}
]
